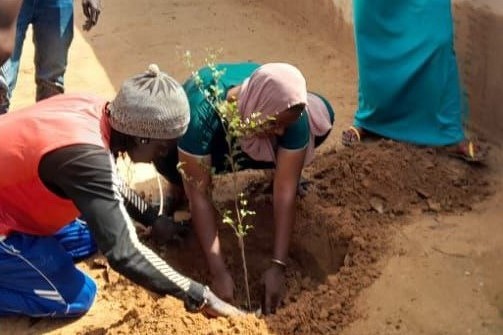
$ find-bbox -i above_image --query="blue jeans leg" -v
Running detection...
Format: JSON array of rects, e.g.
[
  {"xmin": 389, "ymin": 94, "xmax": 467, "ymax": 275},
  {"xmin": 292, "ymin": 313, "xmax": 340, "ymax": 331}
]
[
  {"xmin": 32, "ymin": 0, "xmax": 74, "ymax": 101},
  {"xmin": 0, "ymin": 64, "xmax": 9, "ymax": 114},
  {"xmin": 0, "ymin": 0, "xmax": 35, "ymax": 113},
  {"xmin": 0, "ymin": 233, "xmax": 97, "ymax": 317}
]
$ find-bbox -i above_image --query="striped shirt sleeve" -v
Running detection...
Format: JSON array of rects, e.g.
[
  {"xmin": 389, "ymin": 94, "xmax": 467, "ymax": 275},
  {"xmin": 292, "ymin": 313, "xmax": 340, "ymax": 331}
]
[{"xmin": 39, "ymin": 144, "xmax": 205, "ymax": 310}]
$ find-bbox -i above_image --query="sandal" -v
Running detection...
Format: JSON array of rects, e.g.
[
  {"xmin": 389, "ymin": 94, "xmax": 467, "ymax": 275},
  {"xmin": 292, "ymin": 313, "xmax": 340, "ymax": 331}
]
[
  {"xmin": 342, "ymin": 126, "xmax": 364, "ymax": 146},
  {"xmin": 447, "ymin": 140, "xmax": 487, "ymax": 163}
]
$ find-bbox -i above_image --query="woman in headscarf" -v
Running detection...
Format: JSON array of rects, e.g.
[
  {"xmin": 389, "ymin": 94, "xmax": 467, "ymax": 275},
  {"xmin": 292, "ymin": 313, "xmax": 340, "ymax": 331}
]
[
  {"xmin": 155, "ymin": 62, "xmax": 334, "ymax": 314},
  {"xmin": 342, "ymin": 0, "xmax": 483, "ymax": 161}
]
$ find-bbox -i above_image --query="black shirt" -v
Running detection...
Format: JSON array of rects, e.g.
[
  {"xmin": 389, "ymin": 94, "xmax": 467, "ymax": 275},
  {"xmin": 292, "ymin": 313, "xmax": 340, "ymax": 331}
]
[{"xmin": 38, "ymin": 144, "xmax": 204, "ymax": 310}]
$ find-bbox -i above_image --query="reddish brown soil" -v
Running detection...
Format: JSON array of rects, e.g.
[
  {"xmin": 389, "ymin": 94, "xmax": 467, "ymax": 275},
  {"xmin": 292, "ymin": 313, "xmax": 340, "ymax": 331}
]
[
  {"xmin": 74, "ymin": 141, "xmax": 490, "ymax": 335},
  {"xmin": 1, "ymin": 0, "xmax": 499, "ymax": 333}
]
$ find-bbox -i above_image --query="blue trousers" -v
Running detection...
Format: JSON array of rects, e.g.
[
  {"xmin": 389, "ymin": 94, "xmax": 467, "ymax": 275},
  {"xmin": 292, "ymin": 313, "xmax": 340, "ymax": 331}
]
[
  {"xmin": 0, "ymin": 0, "xmax": 74, "ymax": 114},
  {"xmin": 0, "ymin": 219, "xmax": 97, "ymax": 317}
]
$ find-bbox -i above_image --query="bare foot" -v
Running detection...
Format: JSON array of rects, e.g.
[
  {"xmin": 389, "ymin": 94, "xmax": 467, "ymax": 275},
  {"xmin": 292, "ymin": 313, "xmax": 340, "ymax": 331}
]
[
  {"xmin": 446, "ymin": 139, "xmax": 488, "ymax": 163},
  {"xmin": 341, "ymin": 126, "xmax": 365, "ymax": 146}
]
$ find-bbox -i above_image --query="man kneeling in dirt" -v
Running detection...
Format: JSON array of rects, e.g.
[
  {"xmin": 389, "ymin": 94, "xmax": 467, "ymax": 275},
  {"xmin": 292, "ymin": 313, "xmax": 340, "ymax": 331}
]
[{"xmin": 0, "ymin": 64, "xmax": 241, "ymax": 318}]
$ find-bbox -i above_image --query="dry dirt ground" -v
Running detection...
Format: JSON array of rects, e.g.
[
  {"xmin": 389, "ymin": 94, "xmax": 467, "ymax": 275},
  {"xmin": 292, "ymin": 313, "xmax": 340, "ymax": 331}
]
[{"xmin": 1, "ymin": 1, "xmax": 502, "ymax": 334}]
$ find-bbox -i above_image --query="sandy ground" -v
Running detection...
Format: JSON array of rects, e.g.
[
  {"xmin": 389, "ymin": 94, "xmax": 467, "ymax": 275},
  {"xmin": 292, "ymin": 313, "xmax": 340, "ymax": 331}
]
[
  {"xmin": 1, "ymin": 1, "xmax": 502, "ymax": 334},
  {"xmin": 452, "ymin": 0, "xmax": 503, "ymax": 142}
]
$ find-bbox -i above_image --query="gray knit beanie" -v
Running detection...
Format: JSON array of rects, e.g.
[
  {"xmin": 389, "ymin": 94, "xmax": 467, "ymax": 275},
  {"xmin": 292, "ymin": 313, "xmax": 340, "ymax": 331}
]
[{"xmin": 108, "ymin": 64, "xmax": 190, "ymax": 140}]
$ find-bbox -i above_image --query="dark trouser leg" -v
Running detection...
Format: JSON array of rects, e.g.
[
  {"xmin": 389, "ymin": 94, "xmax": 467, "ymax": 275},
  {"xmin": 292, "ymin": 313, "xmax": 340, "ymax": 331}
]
[{"xmin": 32, "ymin": 0, "xmax": 74, "ymax": 101}]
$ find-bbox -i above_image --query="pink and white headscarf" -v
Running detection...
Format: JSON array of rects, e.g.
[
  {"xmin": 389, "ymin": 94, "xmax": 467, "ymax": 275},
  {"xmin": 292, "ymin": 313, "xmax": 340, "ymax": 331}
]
[{"xmin": 238, "ymin": 63, "xmax": 332, "ymax": 166}]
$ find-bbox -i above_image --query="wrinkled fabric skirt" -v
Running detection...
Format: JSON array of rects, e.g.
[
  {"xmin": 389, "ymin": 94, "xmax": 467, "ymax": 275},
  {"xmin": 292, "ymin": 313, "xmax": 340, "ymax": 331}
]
[{"xmin": 353, "ymin": 0, "xmax": 466, "ymax": 146}]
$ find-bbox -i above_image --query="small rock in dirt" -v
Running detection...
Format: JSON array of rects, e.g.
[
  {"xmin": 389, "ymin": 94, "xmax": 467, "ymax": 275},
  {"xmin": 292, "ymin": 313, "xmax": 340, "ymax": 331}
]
[
  {"xmin": 343, "ymin": 254, "xmax": 353, "ymax": 266},
  {"xmin": 423, "ymin": 159, "xmax": 435, "ymax": 169},
  {"xmin": 319, "ymin": 308, "xmax": 330, "ymax": 320},
  {"xmin": 327, "ymin": 275, "xmax": 339, "ymax": 286},
  {"xmin": 362, "ymin": 178, "xmax": 371, "ymax": 188},
  {"xmin": 104, "ymin": 268, "xmax": 121, "ymax": 285},
  {"xmin": 415, "ymin": 188, "xmax": 431, "ymax": 199},
  {"xmin": 318, "ymin": 284, "xmax": 329, "ymax": 292},
  {"xmin": 369, "ymin": 196, "xmax": 385, "ymax": 214},
  {"xmin": 301, "ymin": 276, "xmax": 312, "ymax": 289},
  {"xmin": 83, "ymin": 327, "xmax": 107, "ymax": 335},
  {"xmin": 353, "ymin": 211, "xmax": 361, "ymax": 220},
  {"xmin": 331, "ymin": 303, "xmax": 342, "ymax": 312},
  {"xmin": 91, "ymin": 257, "xmax": 108, "ymax": 269},
  {"xmin": 427, "ymin": 199, "xmax": 442, "ymax": 212},
  {"xmin": 410, "ymin": 207, "xmax": 423, "ymax": 216},
  {"xmin": 338, "ymin": 226, "xmax": 354, "ymax": 240},
  {"xmin": 352, "ymin": 236, "xmax": 367, "ymax": 249}
]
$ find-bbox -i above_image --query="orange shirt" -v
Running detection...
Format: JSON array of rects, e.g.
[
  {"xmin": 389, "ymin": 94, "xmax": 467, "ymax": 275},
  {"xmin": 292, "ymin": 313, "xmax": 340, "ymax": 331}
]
[{"xmin": 0, "ymin": 94, "xmax": 109, "ymax": 236}]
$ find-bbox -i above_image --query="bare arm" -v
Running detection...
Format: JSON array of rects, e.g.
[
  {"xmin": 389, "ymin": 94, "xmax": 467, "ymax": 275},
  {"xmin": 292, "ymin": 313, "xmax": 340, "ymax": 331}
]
[
  {"xmin": 272, "ymin": 147, "xmax": 305, "ymax": 262},
  {"xmin": 0, "ymin": 0, "xmax": 22, "ymax": 65},
  {"xmin": 261, "ymin": 146, "xmax": 305, "ymax": 314},
  {"xmin": 178, "ymin": 149, "xmax": 227, "ymax": 276}
]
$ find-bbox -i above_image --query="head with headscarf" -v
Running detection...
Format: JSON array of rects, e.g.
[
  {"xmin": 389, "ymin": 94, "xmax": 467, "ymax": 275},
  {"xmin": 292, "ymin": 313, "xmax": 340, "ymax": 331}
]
[
  {"xmin": 237, "ymin": 63, "xmax": 332, "ymax": 165},
  {"xmin": 238, "ymin": 63, "xmax": 307, "ymax": 137},
  {"xmin": 108, "ymin": 64, "xmax": 190, "ymax": 162}
]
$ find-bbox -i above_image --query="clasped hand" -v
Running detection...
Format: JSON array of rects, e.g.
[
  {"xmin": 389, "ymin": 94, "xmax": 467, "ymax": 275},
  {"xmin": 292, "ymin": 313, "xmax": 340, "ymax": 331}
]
[{"xmin": 82, "ymin": 0, "xmax": 101, "ymax": 31}]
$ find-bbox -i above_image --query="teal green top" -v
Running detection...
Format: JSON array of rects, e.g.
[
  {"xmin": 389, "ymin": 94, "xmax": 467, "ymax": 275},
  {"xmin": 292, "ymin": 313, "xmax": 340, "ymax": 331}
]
[
  {"xmin": 179, "ymin": 62, "xmax": 312, "ymax": 172},
  {"xmin": 353, "ymin": 0, "xmax": 465, "ymax": 146}
]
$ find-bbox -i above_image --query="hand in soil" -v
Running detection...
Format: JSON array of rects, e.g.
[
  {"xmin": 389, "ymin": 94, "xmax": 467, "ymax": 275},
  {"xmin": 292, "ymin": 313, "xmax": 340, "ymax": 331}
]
[
  {"xmin": 261, "ymin": 265, "xmax": 286, "ymax": 315},
  {"xmin": 151, "ymin": 214, "xmax": 190, "ymax": 243},
  {"xmin": 211, "ymin": 270, "xmax": 235, "ymax": 303},
  {"xmin": 202, "ymin": 286, "xmax": 245, "ymax": 317}
]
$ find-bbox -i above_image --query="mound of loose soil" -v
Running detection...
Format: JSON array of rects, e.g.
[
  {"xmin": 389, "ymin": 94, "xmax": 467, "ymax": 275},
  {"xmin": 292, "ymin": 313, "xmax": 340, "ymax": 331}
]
[{"xmin": 76, "ymin": 140, "xmax": 490, "ymax": 335}]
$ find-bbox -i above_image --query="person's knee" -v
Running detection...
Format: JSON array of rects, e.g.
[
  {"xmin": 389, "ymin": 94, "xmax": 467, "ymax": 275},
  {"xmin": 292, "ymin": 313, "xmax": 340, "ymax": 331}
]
[
  {"xmin": 43, "ymin": 274, "xmax": 97, "ymax": 317},
  {"xmin": 0, "ymin": 276, "xmax": 97, "ymax": 318},
  {"xmin": 64, "ymin": 275, "xmax": 97, "ymax": 317}
]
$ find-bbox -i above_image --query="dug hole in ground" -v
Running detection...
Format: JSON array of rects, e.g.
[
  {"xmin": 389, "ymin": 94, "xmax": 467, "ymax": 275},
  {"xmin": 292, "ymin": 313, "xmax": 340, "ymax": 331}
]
[{"xmin": 2, "ymin": 0, "xmax": 502, "ymax": 334}]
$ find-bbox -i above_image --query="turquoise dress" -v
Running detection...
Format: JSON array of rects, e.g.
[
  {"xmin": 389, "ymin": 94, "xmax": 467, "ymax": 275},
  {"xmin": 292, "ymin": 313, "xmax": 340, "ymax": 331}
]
[{"xmin": 353, "ymin": 0, "xmax": 466, "ymax": 146}]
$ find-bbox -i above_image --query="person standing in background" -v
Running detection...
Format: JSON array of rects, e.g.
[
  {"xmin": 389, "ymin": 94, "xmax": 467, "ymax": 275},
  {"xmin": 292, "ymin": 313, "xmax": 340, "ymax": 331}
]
[
  {"xmin": 0, "ymin": 0, "xmax": 22, "ymax": 65},
  {"xmin": 0, "ymin": 0, "xmax": 22, "ymax": 110},
  {"xmin": 0, "ymin": 0, "xmax": 102, "ymax": 114},
  {"xmin": 342, "ymin": 0, "xmax": 484, "ymax": 162}
]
